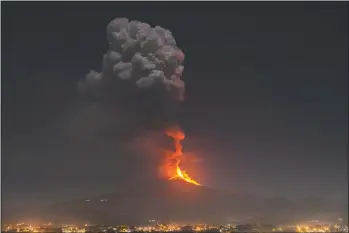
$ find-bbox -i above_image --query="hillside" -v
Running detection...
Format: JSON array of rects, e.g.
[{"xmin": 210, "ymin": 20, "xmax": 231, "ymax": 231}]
[{"xmin": 45, "ymin": 180, "xmax": 345, "ymax": 225}]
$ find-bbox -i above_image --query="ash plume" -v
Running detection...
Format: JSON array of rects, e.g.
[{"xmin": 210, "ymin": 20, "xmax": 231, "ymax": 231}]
[{"xmin": 78, "ymin": 17, "xmax": 185, "ymax": 131}]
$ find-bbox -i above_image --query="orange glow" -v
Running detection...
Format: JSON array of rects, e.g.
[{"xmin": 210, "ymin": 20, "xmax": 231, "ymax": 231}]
[{"xmin": 164, "ymin": 126, "xmax": 201, "ymax": 186}]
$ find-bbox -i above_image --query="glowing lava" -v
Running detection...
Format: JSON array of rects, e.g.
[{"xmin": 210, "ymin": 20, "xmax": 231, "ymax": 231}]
[{"xmin": 165, "ymin": 127, "xmax": 201, "ymax": 186}]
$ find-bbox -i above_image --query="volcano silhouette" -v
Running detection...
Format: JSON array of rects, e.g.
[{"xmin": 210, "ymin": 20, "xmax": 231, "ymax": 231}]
[
  {"xmin": 46, "ymin": 180, "xmax": 228, "ymax": 224},
  {"xmin": 45, "ymin": 179, "xmax": 345, "ymax": 225}
]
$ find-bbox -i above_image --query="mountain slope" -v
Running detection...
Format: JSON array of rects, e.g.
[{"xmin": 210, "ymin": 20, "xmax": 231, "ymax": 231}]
[{"xmin": 45, "ymin": 180, "xmax": 345, "ymax": 225}]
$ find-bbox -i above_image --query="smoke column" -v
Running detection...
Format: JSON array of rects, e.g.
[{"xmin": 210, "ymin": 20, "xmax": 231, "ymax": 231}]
[{"xmin": 78, "ymin": 17, "xmax": 185, "ymax": 131}]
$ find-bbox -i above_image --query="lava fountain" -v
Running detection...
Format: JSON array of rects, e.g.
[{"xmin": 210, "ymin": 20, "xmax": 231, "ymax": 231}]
[{"xmin": 164, "ymin": 127, "xmax": 201, "ymax": 186}]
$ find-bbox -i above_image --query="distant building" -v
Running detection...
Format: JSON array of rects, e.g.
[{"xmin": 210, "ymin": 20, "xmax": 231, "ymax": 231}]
[{"xmin": 181, "ymin": 225, "xmax": 193, "ymax": 232}]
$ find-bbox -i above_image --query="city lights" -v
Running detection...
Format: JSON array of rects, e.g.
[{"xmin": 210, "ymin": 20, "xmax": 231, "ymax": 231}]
[{"xmin": 2, "ymin": 220, "xmax": 348, "ymax": 233}]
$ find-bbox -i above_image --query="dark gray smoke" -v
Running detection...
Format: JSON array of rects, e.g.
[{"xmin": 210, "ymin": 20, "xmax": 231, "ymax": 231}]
[{"xmin": 78, "ymin": 17, "xmax": 185, "ymax": 130}]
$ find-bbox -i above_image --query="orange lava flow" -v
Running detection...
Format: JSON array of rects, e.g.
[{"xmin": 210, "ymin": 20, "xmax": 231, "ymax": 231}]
[{"xmin": 165, "ymin": 127, "xmax": 201, "ymax": 186}]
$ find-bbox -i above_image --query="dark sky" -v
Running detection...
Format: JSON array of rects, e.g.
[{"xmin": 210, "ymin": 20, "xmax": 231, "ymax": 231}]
[{"xmin": 2, "ymin": 2, "xmax": 348, "ymax": 214}]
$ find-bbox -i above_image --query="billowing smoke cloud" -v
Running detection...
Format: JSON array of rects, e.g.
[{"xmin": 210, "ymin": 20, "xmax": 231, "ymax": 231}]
[{"xmin": 78, "ymin": 17, "xmax": 185, "ymax": 131}]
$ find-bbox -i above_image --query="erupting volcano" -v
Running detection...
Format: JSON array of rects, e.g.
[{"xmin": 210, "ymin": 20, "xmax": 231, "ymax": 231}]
[{"xmin": 164, "ymin": 127, "xmax": 201, "ymax": 186}]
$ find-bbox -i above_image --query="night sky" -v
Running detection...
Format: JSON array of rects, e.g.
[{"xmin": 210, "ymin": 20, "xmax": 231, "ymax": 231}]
[{"xmin": 2, "ymin": 2, "xmax": 348, "ymax": 217}]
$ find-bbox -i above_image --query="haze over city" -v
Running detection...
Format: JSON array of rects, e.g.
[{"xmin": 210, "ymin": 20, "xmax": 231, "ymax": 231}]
[{"xmin": 1, "ymin": 1, "xmax": 348, "ymax": 228}]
